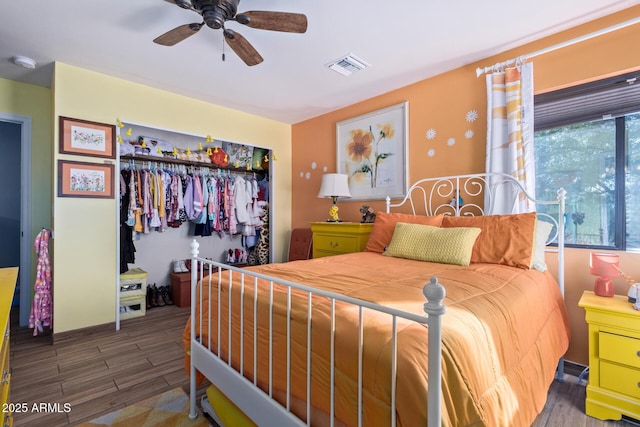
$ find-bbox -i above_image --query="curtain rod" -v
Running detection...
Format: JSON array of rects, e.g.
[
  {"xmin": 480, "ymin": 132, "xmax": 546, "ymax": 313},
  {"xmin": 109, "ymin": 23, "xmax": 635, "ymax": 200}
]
[{"xmin": 476, "ymin": 15, "xmax": 640, "ymax": 77}]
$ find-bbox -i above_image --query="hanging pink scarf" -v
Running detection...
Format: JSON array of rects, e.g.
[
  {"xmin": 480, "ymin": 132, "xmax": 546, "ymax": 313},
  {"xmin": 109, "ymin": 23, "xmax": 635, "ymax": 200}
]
[{"xmin": 29, "ymin": 229, "xmax": 52, "ymax": 336}]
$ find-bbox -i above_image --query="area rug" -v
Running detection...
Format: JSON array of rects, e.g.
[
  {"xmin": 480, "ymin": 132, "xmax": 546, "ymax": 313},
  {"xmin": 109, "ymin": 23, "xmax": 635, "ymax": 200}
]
[{"xmin": 76, "ymin": 387, "xmax": 212, "ymax": 427}]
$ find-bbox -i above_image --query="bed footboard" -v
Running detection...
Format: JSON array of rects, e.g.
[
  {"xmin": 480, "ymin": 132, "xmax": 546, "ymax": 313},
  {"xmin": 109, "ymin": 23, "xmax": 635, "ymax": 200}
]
[{"xmin": 188, "ymin": 240, "xmax": 446, "ymax": 427}]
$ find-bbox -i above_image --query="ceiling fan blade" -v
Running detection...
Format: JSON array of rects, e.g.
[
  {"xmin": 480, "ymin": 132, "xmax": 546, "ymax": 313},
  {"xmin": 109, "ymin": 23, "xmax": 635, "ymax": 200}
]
[
  {"xmin": 235, "ymin": 11, "xmax": 308, "ymax": 33},
  {"xmin": 164, "ymin": 0, "xmax": 192, "ymax": 9},
  {"xmin": 223, "ymin": 29, "xmax": 264, "ymax": 66},
  {"xmin": 153, "ymin": 23, "xmax": 202, "ymax": 46}
]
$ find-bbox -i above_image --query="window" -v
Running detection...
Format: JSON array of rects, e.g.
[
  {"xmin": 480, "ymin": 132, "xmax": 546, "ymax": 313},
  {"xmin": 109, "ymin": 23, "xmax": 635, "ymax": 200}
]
[{"xmin": 534, "ymin": 72, "xmax": 640, "ymax": 250}]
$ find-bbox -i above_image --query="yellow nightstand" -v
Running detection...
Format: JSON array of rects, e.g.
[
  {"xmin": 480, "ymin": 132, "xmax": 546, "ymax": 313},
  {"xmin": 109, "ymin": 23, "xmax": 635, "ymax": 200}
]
[
  {"xmin": 0, "ymin": 267, "xmax": 17, "ymax": 427},
  {"xmin": 578, "ymin": 291, "xmax": 640, "ymax": 422},
  {"xmin": 310, "ymin": 222, "xmax": 373, "ymax": 258}
]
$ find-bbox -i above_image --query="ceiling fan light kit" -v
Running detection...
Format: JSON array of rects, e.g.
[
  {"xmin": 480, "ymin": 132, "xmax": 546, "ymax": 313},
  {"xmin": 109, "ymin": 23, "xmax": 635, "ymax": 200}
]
[{"xmin": 157, "ymin": 0, "xmax": 308, "ymax": 66}]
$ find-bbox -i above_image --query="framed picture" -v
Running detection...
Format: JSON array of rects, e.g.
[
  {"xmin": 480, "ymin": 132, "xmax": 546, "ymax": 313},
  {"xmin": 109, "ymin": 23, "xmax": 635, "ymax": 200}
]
[
  {"xmin": 336, "ymin": 102, "xmax": 408, "ymax": 200},
  {"xmin": 58, "ymin": 160, "xmax": 114, "ymax": 199},
  {"xmin": 59, "ymin": 116, "xmax": 116, "ymax": 159}
]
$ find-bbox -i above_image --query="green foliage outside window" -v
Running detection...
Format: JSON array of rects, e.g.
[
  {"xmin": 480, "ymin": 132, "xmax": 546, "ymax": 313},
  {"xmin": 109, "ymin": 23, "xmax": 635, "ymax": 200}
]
[{"xmin": 535, "ymin": 113, "xmax": 640, "ymax": 249}]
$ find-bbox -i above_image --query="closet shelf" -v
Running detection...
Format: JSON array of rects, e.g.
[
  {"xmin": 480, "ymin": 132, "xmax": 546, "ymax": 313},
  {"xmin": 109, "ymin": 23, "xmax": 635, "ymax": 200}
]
[{"xmin": 120, "ymin": 154, "xmax": 267, "ymax": 175}]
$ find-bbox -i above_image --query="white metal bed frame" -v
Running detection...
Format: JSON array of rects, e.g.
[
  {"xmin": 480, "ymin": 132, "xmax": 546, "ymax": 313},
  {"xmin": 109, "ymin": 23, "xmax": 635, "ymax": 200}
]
[{"xmin": 188, "ymin": 172, "xmax": 566, "ymax": 427}]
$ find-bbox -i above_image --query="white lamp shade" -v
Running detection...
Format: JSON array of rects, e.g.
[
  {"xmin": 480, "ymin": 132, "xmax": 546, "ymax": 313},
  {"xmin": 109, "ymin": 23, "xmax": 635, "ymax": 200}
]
[{"xmin": 318, "ymin": 173, "xmax": 351, "ymax": 198}]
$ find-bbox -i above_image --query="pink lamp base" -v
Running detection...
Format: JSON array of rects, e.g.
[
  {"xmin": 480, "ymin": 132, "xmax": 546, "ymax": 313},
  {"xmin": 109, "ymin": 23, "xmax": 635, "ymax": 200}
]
[{"xmin": 594, "ymin": 277, "xmax": 614, "ymax": 297}]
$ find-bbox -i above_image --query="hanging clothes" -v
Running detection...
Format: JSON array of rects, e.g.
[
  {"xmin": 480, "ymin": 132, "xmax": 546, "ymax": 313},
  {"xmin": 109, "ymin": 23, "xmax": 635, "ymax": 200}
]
[
  {"xmin": 234, "ymin": 175, "xmax": 251, "ymax": 224},
  {"xmin": 119, "ymin": 159, "xmax": 267, "ymax": 238},
  {"xmin": 29, "ymin": 228, "xmax": 52, "ymax": 336},
  {"xmin": 225, "ymin": 177, "xmax": 238, "ymax": 235},
  {"xmin": 120, "ymin": 169, "xmax": 136, "ymax": 273},
  {"xmin": 194, "ymin": 174, "xmax": 213, "ymax": 236}
]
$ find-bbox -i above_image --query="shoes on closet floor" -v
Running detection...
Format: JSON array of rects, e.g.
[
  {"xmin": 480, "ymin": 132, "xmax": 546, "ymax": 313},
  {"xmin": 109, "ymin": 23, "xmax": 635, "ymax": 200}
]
[
  {"xmin": 145, "ymin": 284, "xmax": 175, "ymax": 309},
  {"xmin": 146, "ymin": 285, "xmax": 156, "ymax": 309},
  {"xmin": 153, "ymin": 285, "xmax": 166, "ymax": 307},
  {"xmin": 160, "ymin": 285, "xmax": 174, "ymax": 305}
]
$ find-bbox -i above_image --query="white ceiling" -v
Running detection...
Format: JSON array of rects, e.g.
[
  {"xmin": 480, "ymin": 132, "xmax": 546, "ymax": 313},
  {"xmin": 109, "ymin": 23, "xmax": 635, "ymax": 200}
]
[{"xmin": 1, "ymin": 1, "xmax": 638, "ymax": 124}]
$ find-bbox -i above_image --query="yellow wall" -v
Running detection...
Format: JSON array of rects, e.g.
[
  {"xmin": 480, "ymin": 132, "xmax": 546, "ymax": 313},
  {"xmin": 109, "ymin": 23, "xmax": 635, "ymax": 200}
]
[
  {"xmin": 291, "ymin": 5, "xmax": 640, "ymax": 365},
  {"xmin": 52, "ymin": 63, "xmax": 291, "ymax": 333},
  {"xmin": 0, "ymin": 78, "xmax": 52, "ymax": 304}
]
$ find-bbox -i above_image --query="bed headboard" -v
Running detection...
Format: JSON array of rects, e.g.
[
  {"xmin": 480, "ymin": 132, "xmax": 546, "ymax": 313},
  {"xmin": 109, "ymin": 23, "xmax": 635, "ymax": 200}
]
[{"xmin": 385, "ymin": 172, "xmax": 566, "ymax": 295}]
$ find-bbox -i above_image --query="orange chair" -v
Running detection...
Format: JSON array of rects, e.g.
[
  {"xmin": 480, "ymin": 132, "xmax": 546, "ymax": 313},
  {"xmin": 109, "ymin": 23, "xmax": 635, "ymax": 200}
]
[{"xmin": 287, "ymin": 228, "xmax": 313, "ymax": 262}]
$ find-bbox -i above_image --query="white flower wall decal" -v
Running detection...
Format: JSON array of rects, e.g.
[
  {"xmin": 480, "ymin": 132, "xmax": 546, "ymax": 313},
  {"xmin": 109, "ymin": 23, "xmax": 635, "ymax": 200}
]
[
  {"xmin": 299, "ymin": 163, "xmax": 327, "ymax": 180},
  {"xmin": 421, "ymin": 107, "xmax": 478, "ymax": 160},
  {"xmin": 425, "ymin": 128, "xmax": 436, "ymax": 140}
]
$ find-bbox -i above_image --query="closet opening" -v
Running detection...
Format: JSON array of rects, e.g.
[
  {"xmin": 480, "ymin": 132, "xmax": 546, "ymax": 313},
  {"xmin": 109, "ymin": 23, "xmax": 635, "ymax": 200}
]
[{"xmin": 116, "ymin": 122, "xmax": 272, "ymax": 329}]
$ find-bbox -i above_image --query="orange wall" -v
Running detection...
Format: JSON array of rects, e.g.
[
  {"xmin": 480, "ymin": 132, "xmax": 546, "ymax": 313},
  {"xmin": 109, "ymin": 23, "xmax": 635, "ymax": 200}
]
[{"xmin": 291, "ymin": 5, "xmax": 640, "ymax": 365}]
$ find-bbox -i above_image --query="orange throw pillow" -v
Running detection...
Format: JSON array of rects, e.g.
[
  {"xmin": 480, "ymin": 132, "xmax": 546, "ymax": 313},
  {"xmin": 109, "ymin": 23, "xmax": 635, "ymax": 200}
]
[
  {"xmin": 364, "ymin": 212, "xmax": 444, "ymax": 253},
  {"xmin": 441, "ymin": 212, "xmax": 536, "ymax": 269}
]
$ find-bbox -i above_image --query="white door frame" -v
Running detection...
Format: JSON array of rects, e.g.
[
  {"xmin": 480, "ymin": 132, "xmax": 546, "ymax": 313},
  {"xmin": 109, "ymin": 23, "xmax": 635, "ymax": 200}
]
[{"xmin": 0, "ymin": 112, "xmax": 32, "ymax": 327}]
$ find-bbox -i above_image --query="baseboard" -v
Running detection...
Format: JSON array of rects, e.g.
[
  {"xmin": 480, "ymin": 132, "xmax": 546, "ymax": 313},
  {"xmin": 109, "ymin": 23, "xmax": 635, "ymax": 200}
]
[
  {"xmin": 563, "ymin": 359, "xmax": 588, "ymax": 378},
  {"xmin": 52, "ymin": 321, "xmax": 117, "ymax": 344}
]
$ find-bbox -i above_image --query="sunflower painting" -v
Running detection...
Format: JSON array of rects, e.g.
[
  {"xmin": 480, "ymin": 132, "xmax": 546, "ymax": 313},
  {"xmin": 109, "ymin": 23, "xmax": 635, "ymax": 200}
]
[{"xmin": 337, "ymin": 102, "xmax": 408, "ymax": 200}]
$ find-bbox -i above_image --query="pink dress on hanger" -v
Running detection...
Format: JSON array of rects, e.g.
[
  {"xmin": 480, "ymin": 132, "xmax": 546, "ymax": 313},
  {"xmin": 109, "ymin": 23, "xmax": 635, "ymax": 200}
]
[{"xmin": 28, "ymin": 229, "xmax": 52, "ymax": 336}]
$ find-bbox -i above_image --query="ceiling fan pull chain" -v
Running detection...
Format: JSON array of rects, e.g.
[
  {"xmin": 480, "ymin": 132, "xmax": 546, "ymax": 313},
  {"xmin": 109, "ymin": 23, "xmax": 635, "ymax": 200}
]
[{"xmin": 222, "ymin": 36, "xmax": 226, "ymax": 62}]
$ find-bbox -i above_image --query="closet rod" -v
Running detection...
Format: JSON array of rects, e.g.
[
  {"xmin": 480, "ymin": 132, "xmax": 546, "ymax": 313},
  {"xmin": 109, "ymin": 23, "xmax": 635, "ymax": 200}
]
[
  {"xmin": 120, "ymin": 154, "xmax": 267, "ymax": 175},
  {"xmin": 475, "ymin": 15, "xmax": 640, "ymax": 77}
]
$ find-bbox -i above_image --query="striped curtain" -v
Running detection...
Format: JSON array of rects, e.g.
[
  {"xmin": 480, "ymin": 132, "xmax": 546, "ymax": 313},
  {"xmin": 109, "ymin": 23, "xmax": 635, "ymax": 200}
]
[{"xmin": 485, "ymin": 62, "xmax": 535, "ymax": 214}]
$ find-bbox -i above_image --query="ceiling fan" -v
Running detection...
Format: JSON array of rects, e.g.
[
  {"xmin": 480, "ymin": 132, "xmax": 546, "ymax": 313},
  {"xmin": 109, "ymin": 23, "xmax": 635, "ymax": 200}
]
[{"xmin": 154, "ymin": 0, "xmax": 308, "ymax": 66}]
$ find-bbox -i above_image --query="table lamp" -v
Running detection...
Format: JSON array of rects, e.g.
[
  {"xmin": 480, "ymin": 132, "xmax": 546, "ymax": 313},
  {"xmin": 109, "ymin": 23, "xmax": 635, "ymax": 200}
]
[
  {"xmin": 318, "ymin": 173, "xmax": 351, "ymax": 222},
  {"xmin": 589, "ymin": 252, "xmax": 618, "ymax": 297}
]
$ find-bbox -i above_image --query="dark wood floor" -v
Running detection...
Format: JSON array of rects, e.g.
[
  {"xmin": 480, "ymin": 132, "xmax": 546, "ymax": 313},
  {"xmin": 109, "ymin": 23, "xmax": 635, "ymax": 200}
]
[
  {"xmin": 9, "ymin": 305, "xmax": 638, "ymax": 426},
  {"xmin": 532, "ymin": 372, "xmax": 637, "ymax": 427},
  {"xmin": 9, "ymin": 305, "xmax": 209, "ymax": 426}
]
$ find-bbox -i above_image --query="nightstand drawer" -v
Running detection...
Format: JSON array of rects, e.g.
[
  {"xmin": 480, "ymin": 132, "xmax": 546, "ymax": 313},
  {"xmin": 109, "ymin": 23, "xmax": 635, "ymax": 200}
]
[
  {"xmin": 601, "ymin": 360, "xmax": 640, "ymax": 399},
  {"xmin": 600, "ymin": 331, "xmax": 640, "ymax": 367},
  {"xmin": 314, "ymin": 234, "xmax": 358, "ymax": 254},
  {"xmin": 310, "ymin": 222, "xmax": 373, "ymax": 259}
]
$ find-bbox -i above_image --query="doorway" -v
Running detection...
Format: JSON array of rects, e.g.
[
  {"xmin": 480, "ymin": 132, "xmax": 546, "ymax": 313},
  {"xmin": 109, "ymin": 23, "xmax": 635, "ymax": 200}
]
[{"xmin": 0, "ymin": 113, "xmax": 32, "ymax": 327}]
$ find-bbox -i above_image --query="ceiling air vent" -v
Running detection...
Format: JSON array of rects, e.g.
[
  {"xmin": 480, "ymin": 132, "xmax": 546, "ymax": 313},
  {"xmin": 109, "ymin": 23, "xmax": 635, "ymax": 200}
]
[{"xmin": 326, "ymin": 54, "xmax": 371, "ymax": 76}]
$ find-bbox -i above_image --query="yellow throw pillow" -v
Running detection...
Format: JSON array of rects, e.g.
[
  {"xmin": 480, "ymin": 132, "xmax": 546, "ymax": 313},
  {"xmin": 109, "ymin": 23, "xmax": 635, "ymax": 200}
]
[{"xmin": 383, "ymin": 223, "xmax": 481, "ymax": 266}]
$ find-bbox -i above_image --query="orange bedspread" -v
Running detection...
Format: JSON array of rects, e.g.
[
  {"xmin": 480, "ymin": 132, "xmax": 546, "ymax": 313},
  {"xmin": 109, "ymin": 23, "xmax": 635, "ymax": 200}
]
[{"xmin": 183, "ymin": 252, "xmax": 570, "ymax": 427}]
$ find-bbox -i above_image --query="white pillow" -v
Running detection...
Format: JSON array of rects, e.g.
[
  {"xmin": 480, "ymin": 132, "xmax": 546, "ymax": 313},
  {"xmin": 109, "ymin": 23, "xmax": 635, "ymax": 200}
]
[{"xmin": 531, "ymin": 220, "xmax": 554, "ymax": 272}]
